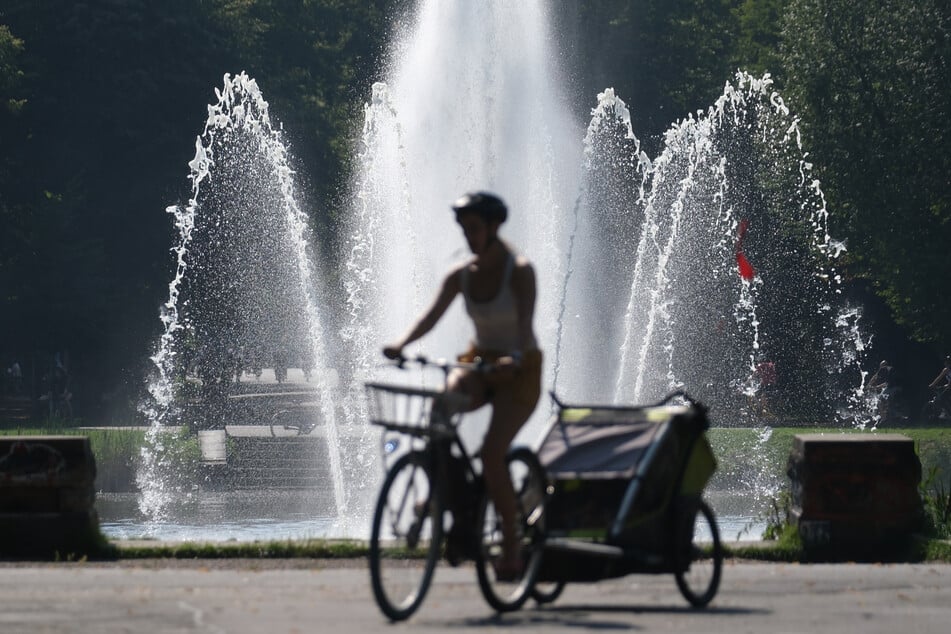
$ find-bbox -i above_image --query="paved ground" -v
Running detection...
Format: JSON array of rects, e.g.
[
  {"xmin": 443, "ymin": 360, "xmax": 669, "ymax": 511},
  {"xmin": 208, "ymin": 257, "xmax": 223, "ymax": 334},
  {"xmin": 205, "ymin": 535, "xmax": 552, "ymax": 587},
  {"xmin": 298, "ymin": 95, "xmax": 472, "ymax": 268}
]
[{"xmin": 1, "ymin": 559, "xmax": 949, "ymax": 633}]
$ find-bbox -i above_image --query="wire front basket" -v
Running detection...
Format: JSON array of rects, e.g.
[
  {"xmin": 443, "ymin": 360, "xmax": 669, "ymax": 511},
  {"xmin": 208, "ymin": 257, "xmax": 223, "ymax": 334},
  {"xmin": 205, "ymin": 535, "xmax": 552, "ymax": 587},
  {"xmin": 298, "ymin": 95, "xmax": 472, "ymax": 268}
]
[{"xmin": 364, "ymin": 382, "xmax": 446, "ymax": 436}]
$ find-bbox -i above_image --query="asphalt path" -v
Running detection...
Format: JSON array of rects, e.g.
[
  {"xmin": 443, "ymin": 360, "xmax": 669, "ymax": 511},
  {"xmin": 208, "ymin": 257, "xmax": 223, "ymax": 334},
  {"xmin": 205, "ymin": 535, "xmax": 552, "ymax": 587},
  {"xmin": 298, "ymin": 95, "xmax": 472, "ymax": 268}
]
[{"xmin": 1, "ymin": 559, "xmax": 949, "ymax": 633}]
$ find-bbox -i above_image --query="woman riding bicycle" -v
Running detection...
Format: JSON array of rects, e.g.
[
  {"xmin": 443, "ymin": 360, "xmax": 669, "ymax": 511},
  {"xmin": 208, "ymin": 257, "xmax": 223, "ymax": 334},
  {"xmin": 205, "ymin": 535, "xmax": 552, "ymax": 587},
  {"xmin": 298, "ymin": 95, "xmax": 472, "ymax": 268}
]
[
  {"xmin": 927, "ymin": 356, "xmax": 951, "ymax": 417},
  {"xmin": 383, "ymin": 191, "xmax": 542, "ymax": 580}
]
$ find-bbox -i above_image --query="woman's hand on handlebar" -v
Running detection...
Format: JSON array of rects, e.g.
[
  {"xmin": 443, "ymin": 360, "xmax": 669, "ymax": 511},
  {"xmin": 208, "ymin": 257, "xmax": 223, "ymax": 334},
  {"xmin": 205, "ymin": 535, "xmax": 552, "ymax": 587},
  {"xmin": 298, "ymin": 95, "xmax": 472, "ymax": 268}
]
[
  {"xmin": 382, "ymin": 344, "xmax": 404, "ymax": 361},
  {"xmin": 379, "ymin": 347, "xmax": 518, "ymax": 377},
  {"xmin": 493, "ymin": 355, "xmax": 520, "ymax": 378}
]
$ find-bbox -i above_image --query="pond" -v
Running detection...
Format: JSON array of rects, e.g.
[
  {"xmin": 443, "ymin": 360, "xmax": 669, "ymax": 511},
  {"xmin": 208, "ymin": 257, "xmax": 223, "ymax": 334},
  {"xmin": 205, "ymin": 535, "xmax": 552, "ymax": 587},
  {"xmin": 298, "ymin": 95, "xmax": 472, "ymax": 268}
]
[{"xmin": 96, "ymin": 488, "xmax": 768, "ymax": 544}]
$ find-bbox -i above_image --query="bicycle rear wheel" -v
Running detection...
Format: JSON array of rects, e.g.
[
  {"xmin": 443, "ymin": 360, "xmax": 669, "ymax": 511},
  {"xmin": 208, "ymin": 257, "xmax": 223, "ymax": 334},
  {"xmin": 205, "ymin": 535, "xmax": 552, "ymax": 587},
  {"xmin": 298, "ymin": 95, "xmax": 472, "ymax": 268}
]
[
  {"xmin": 475, "ymin": 447, "xmax": 547, "ymax": 612},
  {"xmin": 369, "ymin": 451, "xmax": 443, "ymax": 621},
  {"xmin": 674, "ymin": 499, "xmax": 723, "ymax": 608}
]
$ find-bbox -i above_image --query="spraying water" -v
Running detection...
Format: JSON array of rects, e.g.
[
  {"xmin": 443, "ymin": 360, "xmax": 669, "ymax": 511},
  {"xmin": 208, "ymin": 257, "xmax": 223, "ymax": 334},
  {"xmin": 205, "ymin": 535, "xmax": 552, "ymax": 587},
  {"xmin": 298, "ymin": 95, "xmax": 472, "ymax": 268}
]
[
  {"xmin": 343, "ymin": 0, "xmax": 582, "ymax": 454},
  {"xmin": 347, "ymin": 9, "xmax": 874, "ymax": 453},
  {"xmin": 589, "ymin": 72, "xmax": 869, "ymax": 425},
  {"xmin": 131, "ymin": 6, "xmax": 880, "ymax": 542},
  {"xmin": 140, "ymin": 72, "xmax": 345, "ymax": 523},
  {"xmin": 554, "ymin": 88, "xmax": 652, "ymax": 403}
]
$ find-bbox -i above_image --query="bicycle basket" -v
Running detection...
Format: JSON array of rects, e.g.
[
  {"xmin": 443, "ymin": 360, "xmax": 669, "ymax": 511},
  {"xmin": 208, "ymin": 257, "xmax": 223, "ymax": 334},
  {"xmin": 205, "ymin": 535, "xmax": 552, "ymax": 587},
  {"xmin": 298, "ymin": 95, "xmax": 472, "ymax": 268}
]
[{"xmin": 364, "ymin": 382, "xmax": 447, "ymax": 435}]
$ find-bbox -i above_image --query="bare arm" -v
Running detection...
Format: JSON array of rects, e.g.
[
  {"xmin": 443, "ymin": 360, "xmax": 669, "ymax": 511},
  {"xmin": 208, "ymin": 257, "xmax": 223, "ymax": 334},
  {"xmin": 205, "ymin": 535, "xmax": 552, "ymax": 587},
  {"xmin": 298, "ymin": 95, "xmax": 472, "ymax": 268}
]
[
  {"xmin": 383, "ymin": 268, "xmax": 462, "ymax": 359},
  {"xmin": 511, "ymin": 257, "xmax": 537, "ymax": 354},
  {"xmin": 929, "ymin": 368, "xmax": 949, "ymax": 389}
]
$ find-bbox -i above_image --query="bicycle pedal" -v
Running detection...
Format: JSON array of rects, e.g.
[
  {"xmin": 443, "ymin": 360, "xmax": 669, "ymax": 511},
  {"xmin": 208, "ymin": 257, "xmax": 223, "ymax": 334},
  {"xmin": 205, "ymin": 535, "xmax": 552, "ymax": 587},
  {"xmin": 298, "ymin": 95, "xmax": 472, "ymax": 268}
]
[
  {"xmin": 524, "ymin": 505, "xmax": 544, "ymax": 527},
  {"xmin": 444, "ymin": 542, "xmax": 463, "ymax": 566}
]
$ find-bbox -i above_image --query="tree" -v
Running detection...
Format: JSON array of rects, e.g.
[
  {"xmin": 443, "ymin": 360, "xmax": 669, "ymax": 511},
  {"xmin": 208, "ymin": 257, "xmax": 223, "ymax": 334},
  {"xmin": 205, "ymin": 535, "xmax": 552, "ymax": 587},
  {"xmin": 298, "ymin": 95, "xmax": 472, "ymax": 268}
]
[
  {"xmin": 0, "ymin": 22, "xmax": 30, "ymax": 354},
  {"xmin": 731, "ymin": 0, "xmax": 783, "ymax": 76},
  {"xmin": 780, "ymin": 0, "xmax": 951, "ymax": 349},
  {"xmin": 0, "ymin": 1, "xmax": 404, "ymax": 417},
  {"xmin": 0, "ymin": 22, "xmax": 26, "ymax": 249},
  {"xmin": 555, "ymin": 1, "xmax": 740, "ymax": 153}
]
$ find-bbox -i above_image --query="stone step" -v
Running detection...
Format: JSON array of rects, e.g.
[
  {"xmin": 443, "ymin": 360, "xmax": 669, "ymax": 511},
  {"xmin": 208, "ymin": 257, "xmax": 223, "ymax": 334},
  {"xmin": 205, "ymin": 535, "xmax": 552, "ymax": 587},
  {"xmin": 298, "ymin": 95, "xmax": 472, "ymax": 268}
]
[
  {"xmin": 230, "ymin": 446, "xmax": 327, "ymax": 456},
  {"xmin": 214, "ymin": 475, "xmax": 325, "ymax": 489},
  {"xmin": 198, "ymin": 434, "xmax": 334, "ymax": 490},
  {"xmin": 230, "ymin": 451, "xmax": 328, "ymax": 463},
  {"xmin": 229, "ymin": 456, "xmax": 324, "ymax": 465},
  {"xmin": 230, "ymin": 465, "xmax": 327, "ymax": 477}
]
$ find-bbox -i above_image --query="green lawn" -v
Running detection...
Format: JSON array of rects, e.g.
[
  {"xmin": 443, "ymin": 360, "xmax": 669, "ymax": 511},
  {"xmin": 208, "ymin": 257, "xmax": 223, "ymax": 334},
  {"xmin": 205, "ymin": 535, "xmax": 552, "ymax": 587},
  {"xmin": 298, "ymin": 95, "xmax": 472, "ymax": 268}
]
[
  {"xmin": 2, "ymin": 423, "xmax": 950, "ymax": 561},
  {"xmin": 708, "ymin": 426, "xmax": 951, "ymax": 489},
  {"xmin": 0, "ymin": 425, "xmax": 198, "ymax": 491},
  {"xmin": 3, "ymin": 423, "xmax": 949, "ymax": 492}
]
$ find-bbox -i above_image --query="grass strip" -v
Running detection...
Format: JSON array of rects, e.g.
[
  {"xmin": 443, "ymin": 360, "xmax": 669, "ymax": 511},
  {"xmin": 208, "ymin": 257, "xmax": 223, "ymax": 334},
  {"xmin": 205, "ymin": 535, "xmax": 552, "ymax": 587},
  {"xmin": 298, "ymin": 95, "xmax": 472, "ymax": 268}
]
[
  {"xmin": 111, "ymin": 538, "xmax": 369, "ymax": 560},
  {"xmin": 4, "ymin": 534, "xmax": 950, "ymax": 563},
  {"xmin": 105, "ymin": 535, "xmax": 951, "ymax": 563}
]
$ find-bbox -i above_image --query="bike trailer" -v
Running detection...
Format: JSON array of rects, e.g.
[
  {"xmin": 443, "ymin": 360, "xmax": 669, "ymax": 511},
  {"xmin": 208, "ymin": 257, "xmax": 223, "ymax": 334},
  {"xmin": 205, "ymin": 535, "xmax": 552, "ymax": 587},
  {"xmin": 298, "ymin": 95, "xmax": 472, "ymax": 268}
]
[{"xmin": 536, "ymin": 393, "xmax": 716, "ymax": 580}]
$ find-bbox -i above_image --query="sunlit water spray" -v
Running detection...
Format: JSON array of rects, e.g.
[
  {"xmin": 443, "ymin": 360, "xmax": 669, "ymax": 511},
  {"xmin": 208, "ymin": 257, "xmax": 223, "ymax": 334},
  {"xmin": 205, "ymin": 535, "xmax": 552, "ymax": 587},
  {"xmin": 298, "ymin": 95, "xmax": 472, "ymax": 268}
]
[
  {"xmin": 585, "ymin": 73, "xmax": 872, "ymax": 427},
  {"xmin": 128, "ymin": 7, "xmax": 883, "ymax": 542},
  {"xmin": 139, "ymin": 72, "xmax": 345, "ymax": 526},
  {"xmin": 342, "ymin": 0, "xmax": 582, "ymax": 477},
  {"xmin": 345, "ymin": 12, "xmax": 875, "ymax": 528}
]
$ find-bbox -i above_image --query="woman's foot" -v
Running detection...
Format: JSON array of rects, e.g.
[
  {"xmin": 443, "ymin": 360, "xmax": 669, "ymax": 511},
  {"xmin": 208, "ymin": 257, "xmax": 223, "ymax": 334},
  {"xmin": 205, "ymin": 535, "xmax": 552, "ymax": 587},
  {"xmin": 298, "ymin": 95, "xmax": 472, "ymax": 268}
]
[
  {"xmin": 493, "ymin": 554, "xmax": 525, "ymax": 582},
  {"xmin": 492, "ymin": 519, "xmax": 524, "ymax": 581}
]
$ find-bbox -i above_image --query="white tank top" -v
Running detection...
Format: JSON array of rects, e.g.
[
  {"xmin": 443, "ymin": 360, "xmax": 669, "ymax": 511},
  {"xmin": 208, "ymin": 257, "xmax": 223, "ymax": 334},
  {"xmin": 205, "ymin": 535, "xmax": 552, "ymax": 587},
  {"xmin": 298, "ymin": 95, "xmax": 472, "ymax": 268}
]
[{"xmin": 461, "ymin": 254, "xmax": 534, "ymax": 351}]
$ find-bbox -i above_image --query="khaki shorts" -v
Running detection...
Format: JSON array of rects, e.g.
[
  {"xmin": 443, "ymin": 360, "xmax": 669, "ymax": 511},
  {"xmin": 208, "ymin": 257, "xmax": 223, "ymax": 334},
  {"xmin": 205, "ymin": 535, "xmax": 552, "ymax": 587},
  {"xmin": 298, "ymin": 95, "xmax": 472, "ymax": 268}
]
[{"xmin": 458, "ymin": 346, "xmax": 543, "ymax": 409}]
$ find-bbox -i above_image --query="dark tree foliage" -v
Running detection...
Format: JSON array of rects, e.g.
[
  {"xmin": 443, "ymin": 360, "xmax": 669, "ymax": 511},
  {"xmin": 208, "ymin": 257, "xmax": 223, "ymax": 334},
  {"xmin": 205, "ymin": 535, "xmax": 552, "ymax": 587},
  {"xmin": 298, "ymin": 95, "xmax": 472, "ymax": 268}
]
[
  {"xmin": 0, "ymin": 23, "xmax": 26, "ymax": 290},
  {"xmin": 731, "ymin": 0, "xmax": 784, "ymax": 77},
  {"xmin": 0, "ymin": 0, "xmax": 948, "ymax": 419},
  {"xmin": 555, "ymin": 0, "xmax": 740, "ymax": 153},
  {"xmin": 780, "ymin": 0, "xmax": 951, "ymax": 350},
  {"xmin": 0, "ymin": 0, "xmax": 400, "ymax": 418}
]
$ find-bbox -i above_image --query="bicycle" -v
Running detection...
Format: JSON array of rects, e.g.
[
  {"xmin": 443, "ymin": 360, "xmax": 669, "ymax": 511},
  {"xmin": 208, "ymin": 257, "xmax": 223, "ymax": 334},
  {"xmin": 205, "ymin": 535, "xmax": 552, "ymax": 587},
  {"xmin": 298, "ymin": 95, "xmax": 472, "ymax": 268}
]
[
  {"xmin": 268, "ymin": 408, "xmax": 317, "ymax": 436},
  {"xmin": 365, "ymin": 355, "xmax": 548, "ymax": 621},
  {"xmin": 921, "ymin": 386, "xmax": 951, "ymax": 423}
]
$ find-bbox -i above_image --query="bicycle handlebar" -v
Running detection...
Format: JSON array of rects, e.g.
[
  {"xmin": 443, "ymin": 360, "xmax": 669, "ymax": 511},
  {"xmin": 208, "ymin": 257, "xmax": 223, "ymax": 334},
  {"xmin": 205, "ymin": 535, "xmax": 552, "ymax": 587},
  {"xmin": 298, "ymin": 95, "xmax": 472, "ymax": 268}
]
[{"xmin": 386, "ymin": 353, "xmax": 495, "ymax": 374}]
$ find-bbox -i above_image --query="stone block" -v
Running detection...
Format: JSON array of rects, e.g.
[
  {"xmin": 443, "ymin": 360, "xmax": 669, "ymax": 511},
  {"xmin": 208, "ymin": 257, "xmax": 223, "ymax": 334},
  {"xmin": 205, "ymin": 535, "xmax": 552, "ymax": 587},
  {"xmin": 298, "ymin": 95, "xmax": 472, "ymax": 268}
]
[
  {"xmin": 0, "ymin": 436, "xmax": 101, "ymax": 556},
  {"xmin": 787, "ymin": 433, "xmax": 921, "ymax": 555}
]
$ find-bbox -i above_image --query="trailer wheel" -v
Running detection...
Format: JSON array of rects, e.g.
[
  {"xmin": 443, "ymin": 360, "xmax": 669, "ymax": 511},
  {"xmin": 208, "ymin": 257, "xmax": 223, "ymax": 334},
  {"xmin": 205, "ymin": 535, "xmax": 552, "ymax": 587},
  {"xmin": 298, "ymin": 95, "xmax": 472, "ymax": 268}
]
[
  {"xmin": 674, "ymin": 499, "xmax": 722, "ymax": 607},
  {"xmin": 531, "ymin": 580, "xmax": 566, "ymax": 605}
]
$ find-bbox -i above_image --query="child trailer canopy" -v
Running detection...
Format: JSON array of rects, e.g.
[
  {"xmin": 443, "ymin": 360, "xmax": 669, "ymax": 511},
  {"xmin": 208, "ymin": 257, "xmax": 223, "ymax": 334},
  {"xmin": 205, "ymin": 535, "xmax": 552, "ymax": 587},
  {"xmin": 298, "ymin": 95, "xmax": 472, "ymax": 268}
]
[{"xmin": 537, "ymin": 391, "xmax": 718, "ymax": 581}]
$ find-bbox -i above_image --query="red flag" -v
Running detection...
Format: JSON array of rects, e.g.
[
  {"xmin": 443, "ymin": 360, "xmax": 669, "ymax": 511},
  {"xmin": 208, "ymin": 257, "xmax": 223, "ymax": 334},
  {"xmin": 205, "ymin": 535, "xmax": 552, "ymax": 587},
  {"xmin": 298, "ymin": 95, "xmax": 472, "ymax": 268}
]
[
  {"xmin": 736, "ymin": 252, "xmax": 755, "ymax": 280},
  {"xmin": 735, "ymin": 219, "xmax": 755, "ymax": 280}
]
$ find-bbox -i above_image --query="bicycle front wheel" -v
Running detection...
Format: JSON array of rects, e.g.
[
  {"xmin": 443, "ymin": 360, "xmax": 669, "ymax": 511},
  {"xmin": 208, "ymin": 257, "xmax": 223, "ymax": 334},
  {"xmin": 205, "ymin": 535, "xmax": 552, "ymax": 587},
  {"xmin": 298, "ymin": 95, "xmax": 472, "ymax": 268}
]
[
  {"xmin": 369, "ymin": 451, "xmax": 443, "ymax": 621},
  {"xmin": 674, "ymin": 499, "xmax": 723, "ymax": 608},
  {"xmin": 475, "ymin": 447, "xmax": 547, "ymax": 612}
]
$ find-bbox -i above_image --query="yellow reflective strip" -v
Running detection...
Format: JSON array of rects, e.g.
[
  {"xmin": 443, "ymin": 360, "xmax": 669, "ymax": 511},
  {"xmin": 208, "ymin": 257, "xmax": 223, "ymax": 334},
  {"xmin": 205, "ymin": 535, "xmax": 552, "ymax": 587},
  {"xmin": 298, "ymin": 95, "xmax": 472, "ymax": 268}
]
[{"xmin": 559, "ymin": 408, "xmax": 592, "ymax": 422}]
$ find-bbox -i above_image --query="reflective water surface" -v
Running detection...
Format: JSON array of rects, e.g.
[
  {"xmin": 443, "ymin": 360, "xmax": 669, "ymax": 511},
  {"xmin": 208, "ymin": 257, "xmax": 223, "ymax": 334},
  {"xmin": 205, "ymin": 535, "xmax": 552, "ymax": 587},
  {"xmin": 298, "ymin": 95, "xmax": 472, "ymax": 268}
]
[{"xmin": 97, "ymin": 489, "xmax": 766, "ymax": 543}]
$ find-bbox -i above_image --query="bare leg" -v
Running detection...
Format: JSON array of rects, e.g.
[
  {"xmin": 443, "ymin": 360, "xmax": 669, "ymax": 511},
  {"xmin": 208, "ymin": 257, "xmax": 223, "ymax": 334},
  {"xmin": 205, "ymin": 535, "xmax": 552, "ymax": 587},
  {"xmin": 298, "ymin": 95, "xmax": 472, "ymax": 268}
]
[
  {"xmin": 446, "ymin": 368, "xmax": 489, "ymax": 412},
  {"xmin": 481, "ymin": 388, "xmax": 535, "ymax": 571}
]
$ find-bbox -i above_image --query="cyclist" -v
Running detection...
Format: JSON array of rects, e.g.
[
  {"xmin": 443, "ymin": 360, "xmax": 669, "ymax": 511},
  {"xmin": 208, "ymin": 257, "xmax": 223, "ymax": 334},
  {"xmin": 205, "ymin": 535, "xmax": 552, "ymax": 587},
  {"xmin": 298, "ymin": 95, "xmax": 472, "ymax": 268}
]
[
  {"xmin": 927, "ymin": 355, "xmax": 951, "ymax": 418},
  {"xmin": 383, "ymin": 191, "xmax": 542, "ymax": 580},
  {"xmin": 867, "ymin": 360, "xmax": 893, "ymax": 420}
]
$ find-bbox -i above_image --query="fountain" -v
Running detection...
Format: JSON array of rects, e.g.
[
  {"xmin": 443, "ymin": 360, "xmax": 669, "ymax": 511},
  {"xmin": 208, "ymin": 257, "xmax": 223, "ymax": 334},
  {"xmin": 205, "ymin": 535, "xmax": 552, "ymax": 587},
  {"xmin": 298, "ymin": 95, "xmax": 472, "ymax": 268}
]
[
  {"xmin": 341, "ymin": 3, "xmax": 584, "ymax": 489},
  {"xmin": 344, "ymin": 2, "xmax": 874, "ymax": 530},
  {"xmin": 137, "ymin": 73, "xmax": 345, "ymax": 531},
  {"xmin": 120, "ymin": 1, "xmax": 879, "ymax": 543}
]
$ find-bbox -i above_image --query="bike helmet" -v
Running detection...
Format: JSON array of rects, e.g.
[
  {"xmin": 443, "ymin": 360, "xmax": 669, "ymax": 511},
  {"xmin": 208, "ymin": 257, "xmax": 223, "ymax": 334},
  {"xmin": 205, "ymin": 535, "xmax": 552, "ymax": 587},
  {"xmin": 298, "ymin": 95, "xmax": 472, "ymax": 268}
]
[{"xmin": 451, "ymin": 191, "xmax": 507, "ymax": 223}]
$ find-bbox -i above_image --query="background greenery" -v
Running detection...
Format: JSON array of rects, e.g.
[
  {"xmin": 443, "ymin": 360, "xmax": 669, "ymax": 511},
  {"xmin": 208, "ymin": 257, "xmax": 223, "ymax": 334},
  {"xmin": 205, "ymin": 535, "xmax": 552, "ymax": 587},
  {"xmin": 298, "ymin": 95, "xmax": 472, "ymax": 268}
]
[
  {"xmin": 2, "ymin": 424, "xmax": 947, "ymax": 513},
  {"xmin": 1, "ymin": 1, "xmax": 949, "ymax": 421},
  {"xmin": 0, "ymin": 424, "xmax": 199, "ymax": 491},
  {"xmin": 708, "ymin": 426, "xmax": 951, "ymax": 490}
]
